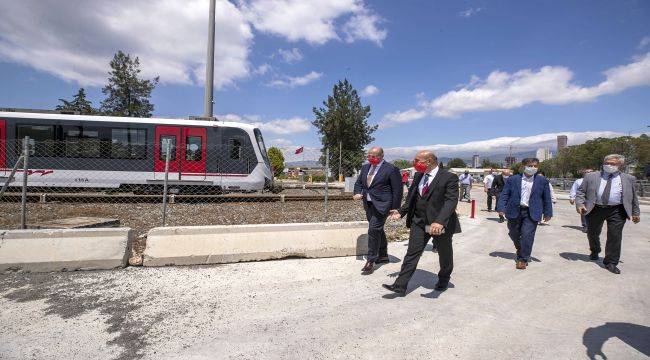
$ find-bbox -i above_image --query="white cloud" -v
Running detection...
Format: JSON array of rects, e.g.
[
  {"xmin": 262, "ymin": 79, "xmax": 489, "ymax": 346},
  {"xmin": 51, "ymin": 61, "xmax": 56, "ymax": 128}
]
[
  {"xmin": 240, "ymin": 0, "xmax": 386, "ymax": 45},
  {"xmin": 361, "ymin": 85, "xmax": 380, "ymax": 96},
  {"xmin": 384, "ymin": 131, "xmax": 625, "ymax": 159},
  {"xmin": 381, "ymin": 52, "xmax": 650, "ymax": 125},
  {"xmin": 639, "ymin": 36, "xmax": 650, "ymax": 49},
  {"xmin": 268, "ymin": 138, "xmax": 293, "ymax": 146},
  {"xmin": 253, "ymin": 63, "xmax": 271, "ymax": 75},
  {"xmin": 277, "ymin": 48, "xmax": 303, "ymax": 63},
  {"xmin": 459, "ymin": 7, "xmax": 483, "ymax": 18},
  {"xmin": 0, "ymin": 0, "xmax": 252, "ymax": 88},
  {"xmin": 218, "ymin": 113, "xmax": 311, "ymax": 135},
  {"xmin": 267, "ymin": 71, "xmax": 323, "ymax": 88}
]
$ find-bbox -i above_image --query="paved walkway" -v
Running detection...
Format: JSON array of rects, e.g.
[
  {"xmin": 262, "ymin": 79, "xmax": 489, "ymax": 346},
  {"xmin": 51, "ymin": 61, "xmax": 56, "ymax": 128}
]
[{"xmin": 1, "ymin": 189, "xmax": 649, "ymax": 360}]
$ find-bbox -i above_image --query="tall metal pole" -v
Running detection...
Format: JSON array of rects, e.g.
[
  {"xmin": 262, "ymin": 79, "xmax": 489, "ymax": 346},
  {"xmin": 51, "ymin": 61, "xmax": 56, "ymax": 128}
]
[
  {"xmin": 162, "ymin": 141, "xmax": 171, "ymax": 226},
  {"xmin": 204, "ymin": 0, "xmax": 216, "ymax": 118},
  {"xmin": 324, "ymin": 148, "xmax": 329, "ymax": 222},
  {"xmin": 20, "ymin": 137, "xmax": 30, "ymax": 229}
]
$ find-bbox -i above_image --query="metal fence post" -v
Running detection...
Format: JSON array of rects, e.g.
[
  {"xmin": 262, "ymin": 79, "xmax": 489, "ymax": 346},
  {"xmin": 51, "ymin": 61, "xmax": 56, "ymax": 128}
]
[
  {"xmin": 324, "ymin": 148, "xmax": 329, "ymax": 222},
  {"xmin": 161, "ymin": 140, "xmax": 171, "ymax": 226},
  {"xmin": 0, "ymin": 154, "xmax": 24, "ymax": 198},
  {"xmin": 20, "ymin": 136, "xmax": 30, "ymax": 229}
]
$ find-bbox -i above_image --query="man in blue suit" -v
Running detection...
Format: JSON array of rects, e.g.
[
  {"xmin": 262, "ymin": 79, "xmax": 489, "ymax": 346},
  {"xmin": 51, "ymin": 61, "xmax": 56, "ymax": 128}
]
[
  {"xmin": 496, "ymin": 158, "xmax": 553, "ymax": 270},
  {"xmin": 353, "ymin": 147, "xmax": 403, "ymax": 274}
]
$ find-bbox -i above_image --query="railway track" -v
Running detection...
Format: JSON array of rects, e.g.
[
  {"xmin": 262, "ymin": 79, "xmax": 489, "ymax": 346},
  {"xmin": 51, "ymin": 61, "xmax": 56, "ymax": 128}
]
[{"xmin": 0, "ymin": 192, "xmax": 353, "ymax": 203}]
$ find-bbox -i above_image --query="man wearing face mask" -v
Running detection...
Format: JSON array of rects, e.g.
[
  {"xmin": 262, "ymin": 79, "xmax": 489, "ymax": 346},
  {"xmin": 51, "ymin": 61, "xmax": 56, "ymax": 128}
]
[
  {"xmin": 483, "ymin": 169, "xmax": 496, "ymax": 212},
  {"xmin": 570, "ymin": 168, "xmax": 593, "ymax": 232},
  {"xmin": 353, "ymin": 147, "xmax": 403, "ymax": 274},
  {"xmin": 575, "ymin": 154, "xmax": 640, "ymax": 274},
  {"xmin": 382, "ymin": 150, "xmax": 461, "ymax": 295},
  {"xmin": 491, "ymin": 170, "xmax": 509, "ymax": 223},
  {"xmin": 496, "ymin": 158, "xmax": 553, "ymax": 270}
]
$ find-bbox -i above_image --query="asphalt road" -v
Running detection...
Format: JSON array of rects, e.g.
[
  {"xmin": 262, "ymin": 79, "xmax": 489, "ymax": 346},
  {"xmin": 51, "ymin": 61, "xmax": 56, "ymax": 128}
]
[{"xmin": 1, "ymin": 189, "xmax": 649, "ymax": 360}]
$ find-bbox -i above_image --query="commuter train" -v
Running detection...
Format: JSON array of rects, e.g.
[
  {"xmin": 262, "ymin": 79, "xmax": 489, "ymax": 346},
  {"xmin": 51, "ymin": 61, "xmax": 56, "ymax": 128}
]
[{"xmin": 0, "ymin": 111, "xmax": 274, "ymax": 193}]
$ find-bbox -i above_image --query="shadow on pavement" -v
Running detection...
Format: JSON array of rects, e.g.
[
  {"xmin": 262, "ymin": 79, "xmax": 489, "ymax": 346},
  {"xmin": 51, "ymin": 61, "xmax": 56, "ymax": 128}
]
[
  {"xmin": 486, "ymin": 217, "xmax": 505, "ymax": 223},
  {"xmin": 420, "ymin": 283, "xmax": 455, "ymax": 299},
  {"xmin": 489, "ymin": 251, "xmax": 541, "ymax": 262},
  {"xmin": 375, "ymin": 255, "xmax": 402, "ymax": 270},
  {"xmin": 562, "ymin": 225, "xmax": 586, "ymax": 231},
  {"xmin": 559, "ymin": 252, "xmax": 607, "ymax": 268},
  {"xmin": 583, "ymin": 322, "xmax": 650, "ymax": 359},
  {"xmin": 382, "ymin": 269, "xmax": 437, "ymax": 299}
]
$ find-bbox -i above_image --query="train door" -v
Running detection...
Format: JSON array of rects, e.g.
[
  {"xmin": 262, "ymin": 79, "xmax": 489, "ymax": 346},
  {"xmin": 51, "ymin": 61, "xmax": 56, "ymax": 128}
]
[
  {"xmin": 154, "ymin": 126, "xmax": 206, "ymax": 180},
  {"xmin": 0, "ymin": 119, "xmax": 5, "ymax": 176}
]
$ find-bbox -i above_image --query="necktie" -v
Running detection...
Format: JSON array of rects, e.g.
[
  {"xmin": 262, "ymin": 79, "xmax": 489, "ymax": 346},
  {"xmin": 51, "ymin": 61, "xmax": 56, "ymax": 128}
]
[
  {"xmin": 601, "ymin": 174, "xmax": 613, "ymax": 205},
  {"xmin": 422, "ymin": 174, "xmax": 430, "ymax": 195},
  {"xmin": 367, "ymin": 166, "xmax": 376, "ymax": 187}
]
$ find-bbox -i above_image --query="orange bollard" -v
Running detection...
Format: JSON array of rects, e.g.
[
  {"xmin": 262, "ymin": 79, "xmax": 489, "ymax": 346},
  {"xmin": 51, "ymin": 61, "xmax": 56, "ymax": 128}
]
[{"xmin": 470, "ymin": 199, "xmax": 476, "ymax": 218}]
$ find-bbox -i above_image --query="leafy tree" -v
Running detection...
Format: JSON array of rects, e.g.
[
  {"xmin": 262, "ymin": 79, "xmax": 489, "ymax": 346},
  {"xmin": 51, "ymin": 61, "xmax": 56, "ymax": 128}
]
[
  {"xmin": 55, "ymin": 88, "xmax": 97, "ymax": 114},
  {"xmin": 392, "ymin": 159, "xmax": 412, "ymax": 169},
  {"xmin": 267, "ymin": 147, "xmax": 285, "ymax": 177},
  {"xmin": 312, "ymin": 79, "xmax": 377, "ymax": 177},
  {"xmin": 447, "ymin": 158, "xmax": 467, "ymax": 168},
  {"xmin": 480, "ymin": 158, "xmax": 502, "ymax": 169},
  {"xmin": 510, "ymin": 162, "xmax": 521, "ymax": 175},
  {"xmin": 100, "ymin": 51, "xmax": 159, "ymax": 117}
]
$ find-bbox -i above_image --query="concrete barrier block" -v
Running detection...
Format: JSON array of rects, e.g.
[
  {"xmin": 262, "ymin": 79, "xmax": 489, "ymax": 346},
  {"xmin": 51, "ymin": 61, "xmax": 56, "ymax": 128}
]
[
  {"xmin": 143, "ymin": 221, "xmax": 369, "ymax": 267},
  {"xmin": 0, "ymin": 228, "xmax": 133, "ymax": 272}
]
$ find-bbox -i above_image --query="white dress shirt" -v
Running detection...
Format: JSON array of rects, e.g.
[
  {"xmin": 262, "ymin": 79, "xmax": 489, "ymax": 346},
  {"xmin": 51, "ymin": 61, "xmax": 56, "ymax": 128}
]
[
  {"xmin": 520, "ymin": 174, "xmax": 535, "ymax": 207},
  {"xmin": 597, "ymin": 172, "xmax": 623, "ymax": 205},
  {"xmin": 418, "ymin": 166, "xmax": 439, "ymax": 196},
  {"xmin": 570, "ymin": 178, "xmax": 583, "ymax": 200},
  {"xmin": 483, "ymin": 174, "xmax": 494, "ymax": 189},
  {"xmin": 366, "ymin": 160, "xmax": 384, "ymax": 201}
]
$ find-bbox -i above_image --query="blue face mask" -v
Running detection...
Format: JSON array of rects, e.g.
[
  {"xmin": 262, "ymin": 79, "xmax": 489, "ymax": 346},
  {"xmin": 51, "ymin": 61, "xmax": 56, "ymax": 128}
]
[
  {"xmin": 523, "ymin": 166, "xmax": 538, "ymax": 176},
  {"xmin": 603, "ymin": 164, "xmax": 619, "ymax": 174}
]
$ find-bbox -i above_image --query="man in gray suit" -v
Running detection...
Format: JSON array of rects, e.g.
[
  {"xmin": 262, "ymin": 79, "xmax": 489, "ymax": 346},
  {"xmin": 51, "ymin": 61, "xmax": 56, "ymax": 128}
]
[{"xmin": 575, "ymin": 154, "xmax": 641, "ymax": 274}]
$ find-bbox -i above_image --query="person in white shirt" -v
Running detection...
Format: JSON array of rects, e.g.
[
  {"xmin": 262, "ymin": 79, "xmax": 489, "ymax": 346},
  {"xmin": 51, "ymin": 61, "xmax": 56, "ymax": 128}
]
[
  {"xmin": 569, "ymin": 168, "xmax": 593, "ymax": 232},
  {"xmin": 459, "ymin": 170, "xmax": 473, "ymax": 202},
  {"xmin": 483, "ymin": 169, "xmax": 495, "ymax": 212}
]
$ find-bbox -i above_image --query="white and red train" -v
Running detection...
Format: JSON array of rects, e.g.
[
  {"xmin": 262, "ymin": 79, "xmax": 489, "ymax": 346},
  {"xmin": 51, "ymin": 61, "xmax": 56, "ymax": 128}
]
[{"xmin": 0, "ymin": 111, "xmax": 274, "ymax": 193}]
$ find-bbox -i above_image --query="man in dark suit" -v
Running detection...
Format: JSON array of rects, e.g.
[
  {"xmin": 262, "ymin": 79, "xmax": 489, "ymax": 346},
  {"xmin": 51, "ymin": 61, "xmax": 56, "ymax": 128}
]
[
  {"xmin": 496, "ymin": 158, "xmax": 553, "ymax": 270},
  {"xmin": 382, "ymin": 150, "xmax": 461, "ymax": 295},
  {"xmin": 353, "ymin": 147, "xmax": 403, "ymax": 274},
  {"xmin": 491, "ymin": 170, "xmax": 509, "ymax": 223}
]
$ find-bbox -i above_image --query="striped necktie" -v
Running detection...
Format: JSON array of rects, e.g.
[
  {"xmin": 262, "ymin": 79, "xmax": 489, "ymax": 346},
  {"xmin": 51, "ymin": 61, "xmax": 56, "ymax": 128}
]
[{"xmin": 421, "ymin": 174, "xmax": 431, "ymax": 195}]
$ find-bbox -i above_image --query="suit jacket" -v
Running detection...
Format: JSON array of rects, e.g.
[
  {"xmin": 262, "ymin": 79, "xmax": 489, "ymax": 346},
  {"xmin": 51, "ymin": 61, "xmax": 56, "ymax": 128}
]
[
  {"xmin": 353, "ymin": 161, "xmax": 403, "ymax": 216},
  {"xmin": 491, "ymin": 174, "xmax": 506, "ymax": 194},
  {"xmin": 496, "ymin": 174, "xmax": 553, "ymax": 222},
  {"xmin": 575, "ymin": 171, "xmax": 640, "ymax": 219},
  {"xmin": 398, "ymin": 169, "xmax": 461, "ymax": 234}
]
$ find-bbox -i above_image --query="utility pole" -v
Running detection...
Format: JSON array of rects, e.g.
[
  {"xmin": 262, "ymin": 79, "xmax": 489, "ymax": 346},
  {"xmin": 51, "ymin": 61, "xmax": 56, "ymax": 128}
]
[{"xmin": 203, "ymin": 0, "xmax": 216, "ymax": 118}]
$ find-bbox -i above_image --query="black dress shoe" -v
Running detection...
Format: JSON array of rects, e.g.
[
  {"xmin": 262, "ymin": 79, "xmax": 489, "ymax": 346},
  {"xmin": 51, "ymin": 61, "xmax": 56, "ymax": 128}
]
[
  {"xmin": 605, "ymin": 263, "xmax": 621, "ymax": 274},
  {"xmin": 589, "ymin": 252, "xmax": 599, "ymax": 260},
  {"xmin": 382, "ymin": 284, "xmax": 406, "ymax": 296},
  {"xmin": 376, "ymin": 257, "xmax": 390, "ymax": 264},
  {"xmin": 434, "ymin": 282, "xmax": 449, "ymax": 291},
  {"xmin": 431, "ymin": 246, "xmax": 438, "ymax": 253},
  {"xmin": 361, "ymin": 261, "xmax": 374, "ymax": 274},
  {"xmin": 498, "ymin": 218, "xmax": 504, "ymax": 223}
]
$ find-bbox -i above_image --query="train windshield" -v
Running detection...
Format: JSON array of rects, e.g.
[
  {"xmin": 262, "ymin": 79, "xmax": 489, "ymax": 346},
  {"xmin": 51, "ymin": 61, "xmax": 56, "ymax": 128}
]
[{"xmin": 254, "ymin": 128, "xmax": 270, "ymax": 166}]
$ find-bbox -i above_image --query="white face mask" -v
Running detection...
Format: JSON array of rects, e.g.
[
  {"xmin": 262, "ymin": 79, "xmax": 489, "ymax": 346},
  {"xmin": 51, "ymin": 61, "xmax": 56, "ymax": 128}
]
[
  {"xmin": 523, "ymin": 166, "xmax": 538, "ymax": 176},
  {"xmin": 603, "ymin": 164, "xmax": 619, "ymax": 174}
]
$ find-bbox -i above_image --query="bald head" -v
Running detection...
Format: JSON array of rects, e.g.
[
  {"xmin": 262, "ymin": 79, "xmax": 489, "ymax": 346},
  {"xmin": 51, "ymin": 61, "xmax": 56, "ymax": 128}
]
[
  {"xmin": 414, "ymin": 150, "xmax": 438, "ymax": 172},
  {"xmin": 368, "ymin": 147, "xmax": 384, "ymax": 158}
]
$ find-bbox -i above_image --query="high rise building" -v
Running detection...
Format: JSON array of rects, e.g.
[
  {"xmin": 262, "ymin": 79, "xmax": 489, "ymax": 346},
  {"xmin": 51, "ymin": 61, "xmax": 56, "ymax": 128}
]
[
  {"xmin": 472, "ymin": 154, "xmax": 480, "ymax": 168},
  {"xmin": 536, "ymin": 148, "xmax": 552, "ymax": 162},
  {"xmin": 557, "ymin": 135, "xmax": 568, "ymax": 152}
]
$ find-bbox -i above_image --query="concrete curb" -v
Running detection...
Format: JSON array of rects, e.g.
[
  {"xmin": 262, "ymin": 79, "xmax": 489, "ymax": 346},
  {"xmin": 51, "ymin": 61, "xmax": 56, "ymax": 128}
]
[
  {"xmin": 0, "ymin": 227, "xmax": 133, "ymax": 272},
  {"xmin": 143, "ymin": 221, "xmax": 369, "ymax": 267}
]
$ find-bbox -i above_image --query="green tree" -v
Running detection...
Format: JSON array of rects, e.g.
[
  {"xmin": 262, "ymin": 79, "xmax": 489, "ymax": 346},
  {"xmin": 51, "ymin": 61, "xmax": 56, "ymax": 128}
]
[
  {"xmin": 480, "ymin": 158, "xmax": 502, "ymax": 169},
  {"xmin": 312, "ymin": 79, "xmax": 377, "ymax": 177},
  {"xmin": 55, "ymin": 88, "xmax": 97, "ymax": 114},
  {"xmin": 447, "ymin": 158, "xmax": 467, "ymax": 168},
  {"xmin": 267, "ymin": 147, "xmax": 285, "ymax": 177},
  {"xmin": 392, "ymin": 159, "xmax": 411, "ymax": 169},
  {"xmin": 100, "ymin": 51, "xmax": 159, "ymax": 117}
]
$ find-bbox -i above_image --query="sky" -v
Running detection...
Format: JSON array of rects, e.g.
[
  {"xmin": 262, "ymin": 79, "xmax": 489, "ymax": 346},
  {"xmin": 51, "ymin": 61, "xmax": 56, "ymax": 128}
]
[{"xmin": 1, "ymin": 0, "xmax": 649, "ymax": 160}]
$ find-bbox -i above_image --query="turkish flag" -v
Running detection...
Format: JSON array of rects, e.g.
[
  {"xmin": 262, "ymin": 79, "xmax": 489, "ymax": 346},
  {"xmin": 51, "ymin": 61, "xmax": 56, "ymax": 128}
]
[{"xmin": 295, "ymin": 146, "xmax": 304, "ymax": 154}]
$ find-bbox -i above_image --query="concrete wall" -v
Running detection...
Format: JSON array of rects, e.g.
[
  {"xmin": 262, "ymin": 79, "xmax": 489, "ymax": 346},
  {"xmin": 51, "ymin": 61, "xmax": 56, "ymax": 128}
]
[
  {"xmin": 143, "ymin": 221, "xmax": 369, "ymax": 267},
  {"xmin": 0, "ymin": 228, "xmax": 132, "ymax": 272}
]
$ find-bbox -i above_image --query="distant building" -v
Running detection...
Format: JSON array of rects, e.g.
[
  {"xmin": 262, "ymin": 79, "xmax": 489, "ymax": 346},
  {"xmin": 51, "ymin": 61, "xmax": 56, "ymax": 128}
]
[
  {"xmin": 472, "ymin": 154, "xmax": 480, "ymax": 168},
  {"xmin": 505, "ymin": 156, "xmax": 517, "ymax": 167},
  {"xmin": 557, "ymin": 135, "xmax": 568, "ymax": 152},
  {"xmin": 536, "ymin": 148, "xmax": 553, "ymax": 162}
]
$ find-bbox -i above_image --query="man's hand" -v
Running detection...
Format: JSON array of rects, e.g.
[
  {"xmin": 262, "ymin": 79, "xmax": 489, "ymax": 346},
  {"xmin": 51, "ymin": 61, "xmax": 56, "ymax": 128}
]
[
  {"xmin": 388, "ymin": 209, "xmax": 401, "ymax": 221},
  {"xmin": 569, "ymin": 199, "xmax": 575, "ymax": 205},
  {"xmin": 353, "ymin": 194, "xmax": 363, "ymax": 200},
  {"xmin": 543, "ymin": 215, "xmax": 552, "ymax": 223},
  {"xmin": 632, "ymin": 215, "xmax": 640, "ymax": 224},
  {"xmin": 428, "ymin": 222, "xmax": 444, "ymax": 236},
  {"xmin": 577, "ymin": 205, "xmax": 587, "ymax": 215}
]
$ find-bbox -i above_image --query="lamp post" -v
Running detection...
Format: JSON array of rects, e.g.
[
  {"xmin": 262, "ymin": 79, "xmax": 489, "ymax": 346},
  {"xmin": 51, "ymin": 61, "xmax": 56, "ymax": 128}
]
[{"xmin": 203, "ymin": 0, "xmax": 216, "ymax": 118}]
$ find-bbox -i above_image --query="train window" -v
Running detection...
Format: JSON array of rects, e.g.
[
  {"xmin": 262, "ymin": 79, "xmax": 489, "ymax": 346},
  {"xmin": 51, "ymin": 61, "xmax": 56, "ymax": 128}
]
[
  {"xmin": 16, "ymin": 125, "xmax": 56, "ymax": 157},
  {"xmin": 159, "ymin": 136, "xmax": 176, "ymax": 161},
  {"xmin": 111, "ymin": 129, "xmax": 147, "ymax": 159},
  {"xmin": 186, "ymin": 136, "xmax": 202, "ymax": 161},
  {"xmin": 63, "ymin": 127, "xmax": 100, "ymax": 158},
  {"xmin": 228, "ymin": 138, "xmax": 242, "ymax": 160}
]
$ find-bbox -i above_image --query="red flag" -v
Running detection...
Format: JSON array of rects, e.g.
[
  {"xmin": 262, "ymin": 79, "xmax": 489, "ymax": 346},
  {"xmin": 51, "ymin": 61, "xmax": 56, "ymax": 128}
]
[{"xmin": 295, "ymin": 146, "xmax": 304, "ymax": 154}]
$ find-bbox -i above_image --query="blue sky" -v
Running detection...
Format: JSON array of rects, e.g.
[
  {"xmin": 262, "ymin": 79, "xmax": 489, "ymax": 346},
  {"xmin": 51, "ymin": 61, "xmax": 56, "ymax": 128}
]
[{"xmin": 1, "ymin": 0, "xmax": 649, "ymax": 160}]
